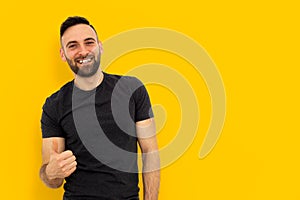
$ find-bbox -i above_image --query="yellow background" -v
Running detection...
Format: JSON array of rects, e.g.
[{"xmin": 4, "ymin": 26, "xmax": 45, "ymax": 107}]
[{"xmin": 1, "ymin": 0, "xmax": 299, "ymax": 199}]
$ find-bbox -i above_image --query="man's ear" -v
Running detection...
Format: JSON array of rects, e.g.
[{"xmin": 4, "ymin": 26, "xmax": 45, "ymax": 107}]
[
  {"xmin": 60, "ymin": 48, "xmax": 66, "ymax": 62},
  {"xmin": 98, "ymin": 41, "xmax": 103, "ymax": 54}
]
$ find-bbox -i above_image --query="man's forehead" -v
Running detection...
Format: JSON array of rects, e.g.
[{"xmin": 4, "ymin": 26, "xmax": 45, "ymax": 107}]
[{"xmin": 61, "ymin": 24, "xmax": 97, "ymax": 44}]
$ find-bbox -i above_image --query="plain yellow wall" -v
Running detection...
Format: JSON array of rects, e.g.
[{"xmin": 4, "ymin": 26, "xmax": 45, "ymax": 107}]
[{"xmin": 0, "ymin": 0, "xmax": 299, "ymax": 199}]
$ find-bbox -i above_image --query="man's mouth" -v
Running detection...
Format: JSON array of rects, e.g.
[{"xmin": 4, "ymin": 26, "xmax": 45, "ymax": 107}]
[{"xmin": 76, "ymin": 58, "xmax": 92, "ymax": 64}]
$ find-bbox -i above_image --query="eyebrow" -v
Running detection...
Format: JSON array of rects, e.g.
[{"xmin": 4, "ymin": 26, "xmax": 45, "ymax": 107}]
[
  {"xmin": 84, "ymin": 37, "xmax": 97, "ymax": 42},
  {"xmin": 66, "ymin": 37, "xmax": 97, "ymax": 48}
]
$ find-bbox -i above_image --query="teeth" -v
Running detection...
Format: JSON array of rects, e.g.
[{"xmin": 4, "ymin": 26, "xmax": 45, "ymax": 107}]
[
  {"xmin": 78, "ymin": 58, "xmax": 91, "ymax": 64},
  {"xmin": 83, "ymin": 59, "xmax": 90, "ymax": 64}
]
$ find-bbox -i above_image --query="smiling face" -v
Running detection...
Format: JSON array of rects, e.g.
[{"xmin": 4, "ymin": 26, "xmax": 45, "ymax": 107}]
[{"xmin": 60, "ymin": 24, "xmax": 102, "ymax": 77}]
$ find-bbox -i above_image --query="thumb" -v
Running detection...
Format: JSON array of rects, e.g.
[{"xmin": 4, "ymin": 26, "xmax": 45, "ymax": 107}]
[{"xmin": 51, "ymin": 139, "xmax": 59, "ymax": 154}]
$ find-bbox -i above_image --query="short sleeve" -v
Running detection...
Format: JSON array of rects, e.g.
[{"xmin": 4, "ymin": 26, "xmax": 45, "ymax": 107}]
[
  {"xmin": 41, "ymin": 97, "xmax": 64, "ymax": 138},
  {"xmin": 133, "ymin": 81, "xmax": 154, "ymax": 122}
]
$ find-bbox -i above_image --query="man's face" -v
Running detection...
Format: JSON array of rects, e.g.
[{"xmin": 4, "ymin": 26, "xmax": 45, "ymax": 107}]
[{"xmin": 60, "ymin": 24, "xmax": 102, "ymax": 77}]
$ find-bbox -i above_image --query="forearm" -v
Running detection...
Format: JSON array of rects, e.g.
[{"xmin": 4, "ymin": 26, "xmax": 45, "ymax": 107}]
[
  {"xmin": 142, "ymin": 153, "xmax": 160, "ymax": 200},
  {"xmin": 143, "ymin": 170, "xmax": 160, "ymax": 200},
  {"xmin": 39, "ymin": 164, "xmax": 64, "ymax": 188}
]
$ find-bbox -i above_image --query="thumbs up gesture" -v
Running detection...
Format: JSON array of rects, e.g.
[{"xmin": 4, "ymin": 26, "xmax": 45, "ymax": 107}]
[{"xmin": 45, "ymin": 139, "xmax": 77, "ymax": 180}]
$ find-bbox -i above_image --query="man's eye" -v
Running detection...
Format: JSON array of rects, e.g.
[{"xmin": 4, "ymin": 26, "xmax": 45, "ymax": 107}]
[
  {"xmin": 86, "ymin": 41, "xmax": 95, "ymax": 45},
  {"xmin": 68, "ymin": 45, "xmax": 76, "ymax": 49}
]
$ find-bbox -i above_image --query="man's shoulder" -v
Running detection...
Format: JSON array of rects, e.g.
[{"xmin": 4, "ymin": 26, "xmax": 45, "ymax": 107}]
[
  {"xmin": 104, "ymin": 72, "xmax": 142, "ymax": 86},
  {"xmin": 43, "ymin": 81, "xmax": 73, "ymax": 106}
]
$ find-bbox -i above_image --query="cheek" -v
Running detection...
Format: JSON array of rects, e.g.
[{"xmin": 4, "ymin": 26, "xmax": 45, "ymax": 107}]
[
  {"xmin": 65, "ymin": 51, "xmax": 77, "ymax": 60},
  {"xmin": 92, "ymin": 47, "xmax": 101, "ymax": 57},
  {"xmin": 89, "ymin": 45, "xmax": 100, "ymax": 53}
]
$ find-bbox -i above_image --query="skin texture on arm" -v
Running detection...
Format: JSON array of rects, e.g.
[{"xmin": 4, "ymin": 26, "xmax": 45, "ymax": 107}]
[
  {"xmin": 137, "ymin": 118, "xmax": 160, "ymax": 200},
  {"xmin": 40, "ymin": 137, "xmax": 77, "ymax": 188}
]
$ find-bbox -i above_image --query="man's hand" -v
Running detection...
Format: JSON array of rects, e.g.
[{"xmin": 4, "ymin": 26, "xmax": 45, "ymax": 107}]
[
  {"xmin": 40, "ymin": 137, "xmax": 77, "ymax": 188},
  {"xmin": 45, "ymin": 139, "xmax": 77, "ymax": 180},
  {"xmin": 137, "ymin": 118, "xmax": 160, "ymax": 200}
]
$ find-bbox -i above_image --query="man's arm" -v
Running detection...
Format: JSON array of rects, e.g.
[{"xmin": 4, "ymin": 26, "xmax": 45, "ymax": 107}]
[
  {"xmin": 40, "ymin": 137, "xmax": 77, "ymax": 188},
  {"xmin": 137, "ymin": 118, "xmax": 160, "ymax": 200}
]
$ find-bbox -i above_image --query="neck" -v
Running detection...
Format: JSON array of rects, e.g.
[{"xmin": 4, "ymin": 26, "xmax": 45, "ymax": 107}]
[{"xmin": 74, "ymin": 69, "xmax": 104, "ymax": 91}]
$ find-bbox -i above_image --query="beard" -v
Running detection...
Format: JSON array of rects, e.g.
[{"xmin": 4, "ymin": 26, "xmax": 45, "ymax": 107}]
[{"xmin": 66, "ymin": 52, "xmax": 101, "ymax": 78}]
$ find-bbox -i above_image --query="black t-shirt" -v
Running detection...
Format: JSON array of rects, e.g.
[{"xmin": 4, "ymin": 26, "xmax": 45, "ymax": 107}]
[{"xmin": 41, "ymin": 72, "xmax": 153, "ymax": 200}]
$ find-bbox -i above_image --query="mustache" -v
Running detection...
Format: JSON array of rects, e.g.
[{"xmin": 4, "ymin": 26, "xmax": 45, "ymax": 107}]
[{"xmin": 74, "ymin": 54, "xmax": 94, "ymax": 62}]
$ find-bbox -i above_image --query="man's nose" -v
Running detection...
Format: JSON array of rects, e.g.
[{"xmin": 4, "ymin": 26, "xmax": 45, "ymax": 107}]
[{"xmin": 77, "ymin": 44, "xmax": 89, "ymax": 56}]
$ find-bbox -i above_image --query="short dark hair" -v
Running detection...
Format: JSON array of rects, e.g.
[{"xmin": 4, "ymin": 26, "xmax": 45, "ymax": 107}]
[{"xmin": 60, "ymin": 16, "xmax": 97, "ymax": 38}]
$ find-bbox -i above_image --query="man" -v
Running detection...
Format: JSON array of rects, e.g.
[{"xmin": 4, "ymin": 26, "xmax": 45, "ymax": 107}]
[{"xmin": 39, "ymin": 16, "xmax": 160, "ymax": 200}]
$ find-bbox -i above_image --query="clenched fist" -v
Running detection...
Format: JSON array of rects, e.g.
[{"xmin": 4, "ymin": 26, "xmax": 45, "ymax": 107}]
[{"xmin": 45, "ymin": 139, "xmax": 77, "ymax": 180}]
